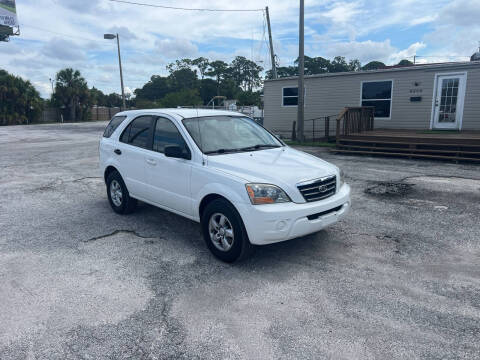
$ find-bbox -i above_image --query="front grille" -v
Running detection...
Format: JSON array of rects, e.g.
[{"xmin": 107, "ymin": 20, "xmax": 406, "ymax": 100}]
[{"xmin": 297, "ymin": 175, "xmax": 337, "ymax": 202}]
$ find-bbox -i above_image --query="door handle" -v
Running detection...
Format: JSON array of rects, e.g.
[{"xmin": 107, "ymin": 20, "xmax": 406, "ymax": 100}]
[
  {"xmin": 114, "ymin": 149, "xmax": 122, "ymax": 155},
  {"xmin": 145, "ymin": 158, "xmax": 157, "ymax": 166}
]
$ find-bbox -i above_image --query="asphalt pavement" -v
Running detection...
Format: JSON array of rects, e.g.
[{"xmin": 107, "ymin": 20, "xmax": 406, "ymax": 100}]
[{"xmin": 1, "ymin": 121, "xmax": 479, "ymax": 359}]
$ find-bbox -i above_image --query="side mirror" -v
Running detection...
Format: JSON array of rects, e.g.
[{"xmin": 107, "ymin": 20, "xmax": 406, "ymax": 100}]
[{"xmin": 164, "ymin": 145, "xmax": 190, "ymax": 160}]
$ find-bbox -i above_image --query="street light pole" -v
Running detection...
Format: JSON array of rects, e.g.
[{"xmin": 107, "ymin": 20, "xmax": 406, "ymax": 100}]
[
  {"xmin": 104, "ymin": 33, "xmax": 126, "ymax": 110},
  {"xmin": 116, "ymin": 34, "xmax": 127, "ymax": 110},
  {"xmin": 49, "ymin": 78, "xmax": 55, "ymax": 95}
]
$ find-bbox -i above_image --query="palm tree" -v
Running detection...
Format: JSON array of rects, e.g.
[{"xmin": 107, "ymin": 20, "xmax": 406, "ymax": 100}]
[
  {"xmin": 54, "ymin": 68, "xmax": 89, "ymax": 121},
  {"xmin": 0, "ymin": 69, "xmax": 43, "ymax": 125}
]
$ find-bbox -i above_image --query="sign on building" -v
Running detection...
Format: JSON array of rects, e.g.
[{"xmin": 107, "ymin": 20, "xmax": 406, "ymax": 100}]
[{"xmin": 0, "ymin": 0, "xmax": 18, "ymax": 27}]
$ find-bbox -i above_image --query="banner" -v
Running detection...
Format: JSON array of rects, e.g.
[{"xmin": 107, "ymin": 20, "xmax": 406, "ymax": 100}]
[{"xmin": 0, "ymin": 0, "xmax": 18, "ymax": 27}]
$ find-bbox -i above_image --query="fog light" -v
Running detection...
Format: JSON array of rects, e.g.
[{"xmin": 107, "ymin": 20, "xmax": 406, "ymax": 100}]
[{"xmin": 276, "ymin": 220, "xmax": 287, "ymax": 230}]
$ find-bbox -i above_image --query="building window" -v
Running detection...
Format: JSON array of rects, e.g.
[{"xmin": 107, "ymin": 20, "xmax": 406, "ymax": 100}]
[
  {"xmin": 282, "ymin": 87, "xmax": 301, "ymax": 106},
  {"xmin": 361, "ymin": 80, "xmax": 393, "ymax": 118}
]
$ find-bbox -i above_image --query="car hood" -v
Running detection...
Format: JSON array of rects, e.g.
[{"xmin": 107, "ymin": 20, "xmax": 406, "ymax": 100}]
[{"xmin": 206, "ymin": 146, "xmax": 338, "ymax": 202}]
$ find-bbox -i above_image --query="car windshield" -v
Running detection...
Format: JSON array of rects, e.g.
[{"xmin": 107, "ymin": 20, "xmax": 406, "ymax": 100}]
[{"xmin": 182, "ymin": 116, "xmax": 283, "ymax": 154}]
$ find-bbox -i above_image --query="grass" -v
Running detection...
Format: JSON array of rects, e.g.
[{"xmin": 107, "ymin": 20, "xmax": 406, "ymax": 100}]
[{"xmin": 285, "ymin": 140, "xmax": 336, "ymax": 148}]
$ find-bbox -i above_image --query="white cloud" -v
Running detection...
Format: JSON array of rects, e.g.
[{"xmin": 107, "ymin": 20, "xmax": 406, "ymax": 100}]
[
  {"xmin": 409, "ymin": 15, "xmax": 437, "ymax": 26},
  {"xmin": 106, "ymin": 26, "xmax": 138, "ymax": 41},
  {"xmin": 41, "ymin": 38, "xmax": 87, "ymax": 61},
  {"xmin": 323, "ymin": 39, "xmax": 395, "ymax": 63},
  {"xmin": 1, "ymin": 0, "xmax": 479, "ymax": 98},
  {"xmin": 155, "ymin": 38, "xmax": 198, "ymax": 59}
]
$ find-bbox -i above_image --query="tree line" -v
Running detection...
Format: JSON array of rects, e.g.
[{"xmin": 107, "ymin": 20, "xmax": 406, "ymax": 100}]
[
  {"xmin": 0, "ymin": 55, "xmax": 413, "ymax": 125},
  {"xmin": 266, "ymin": 56, "xmax": 413, "ymax": 78}
]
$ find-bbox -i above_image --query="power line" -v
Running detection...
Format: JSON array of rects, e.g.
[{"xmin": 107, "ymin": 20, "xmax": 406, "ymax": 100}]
[
  {"xmin": 21, "ymin": 24, "xmax": 104, "ymax": 42},
  {"xmin": 108, "ymin": 0, "xmax": 264, "ymax": 12}
]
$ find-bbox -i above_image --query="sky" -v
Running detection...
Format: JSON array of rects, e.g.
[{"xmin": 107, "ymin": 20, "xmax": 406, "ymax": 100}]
[{"xmin": 0, "ymin": 0, "xmax": 479, "ymax": 98}]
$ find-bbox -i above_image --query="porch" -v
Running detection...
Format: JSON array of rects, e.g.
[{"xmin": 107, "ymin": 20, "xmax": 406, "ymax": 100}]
[{"xmin": 333, "ymin": 108, "xmax": 480, "ymax": 162}]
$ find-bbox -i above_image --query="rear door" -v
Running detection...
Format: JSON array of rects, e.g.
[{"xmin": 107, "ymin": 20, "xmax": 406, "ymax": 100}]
[
  {"xmin": 144, "ymin": 117, "xmax": 193, "ymax": 215},
  {"xmin": 115, "ymin": 115, "xmax": 154, "ymax": 199}
]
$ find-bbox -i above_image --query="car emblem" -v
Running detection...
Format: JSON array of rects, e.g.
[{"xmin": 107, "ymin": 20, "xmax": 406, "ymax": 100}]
[{"xmin": 318, "ymin": 185, "xmax": 328, "ymax": 192}]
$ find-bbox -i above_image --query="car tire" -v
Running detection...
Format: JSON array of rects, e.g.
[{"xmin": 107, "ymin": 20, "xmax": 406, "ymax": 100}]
[
  {"xmin": 106, "ymin": 170, "xmax": 137, "ymax": 215},
  {"xmin": 201, "ymin": 198, "xmax": 254, "ymax": 263}
]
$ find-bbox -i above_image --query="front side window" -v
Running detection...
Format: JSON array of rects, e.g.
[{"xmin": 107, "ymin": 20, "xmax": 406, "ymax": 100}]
[
  {"xmin": 103, "ymin": 115, "xmax": 126, "ymax": 138},
  {"xmin": 120, "ymin": 116, "xmax": 153, "ymax": 149},
  {"xmin": 361, "ymin": 81, "xmax": 393, "ymax": 118},
  {"xmin": 153, "ymin": 117, "xmax": 189, "ymax": 154},
  {"xmin": 183, "ymin": 116, "xmax": 282, "ymax": 155}
]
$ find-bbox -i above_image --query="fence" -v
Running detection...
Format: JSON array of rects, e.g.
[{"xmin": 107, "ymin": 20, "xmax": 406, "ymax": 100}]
[
  {"xmin": 32, "ymin": 106, "xmax": 123, "ymax": 124},
  {"xmin": 89, "ymin": 107, "xmax": 122, "ymax": 121},
  {"xmin": 271, "ymin": 115, "xmax": 337, "ymax": 142}
]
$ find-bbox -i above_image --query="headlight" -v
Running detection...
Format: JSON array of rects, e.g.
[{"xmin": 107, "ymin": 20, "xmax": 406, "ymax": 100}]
[
  {"xmin": 245, "ymin": 184, "xmax": 291, "ymax": 205},
  {"xmin": 339, "ymin": 169, "xmax": 345, "ymax": 188}
]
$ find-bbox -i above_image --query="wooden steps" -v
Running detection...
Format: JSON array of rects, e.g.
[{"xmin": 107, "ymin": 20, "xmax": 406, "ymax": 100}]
[{"xmin": 333, "ymin": 136, "xmax": 480, "ymax": 163}]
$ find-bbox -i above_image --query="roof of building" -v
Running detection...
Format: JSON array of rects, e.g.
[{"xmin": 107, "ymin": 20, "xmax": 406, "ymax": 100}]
[
  {"xmin": 264, "ymin": 61, "xmax": 480, "ymax": 82},
  {"xmin": 116, "ymin": 108, "xmax": 243, "ymax": 119}
]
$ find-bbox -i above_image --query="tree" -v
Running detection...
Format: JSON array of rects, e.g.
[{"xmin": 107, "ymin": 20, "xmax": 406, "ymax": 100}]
[
  {"xmin": 329, "ymin": 56, "xmax": 350, "ymax": 73},
  {"xmin": 362, "ymin": 61, "xmax": 387, "ymax": 70},
  {"xmin": 166, "ymin": 58, "xmax": 193, "ymax": 74},
  {"xmin": 295, "ymin": 56, "xmax": 330, "ymax": 75},
  {"xmin": 348, "ymin": 59, "xmax": 362, "ymax": 72},
  {"xmin": 54, "ymin": 68, "xmax": 90, "ymax": 121},
  {"xmin": 205, "ymin": 60, "xmax": 229, "ymax": 88},
  {"xmin": 230, "ymin": 56, "xmax": 263, "ymax": 91},
  {"xmin": 218, "ymin": 79, "xmax": 241, "ymax": 100},
  {"xmin": 198, "ymin": 78, "xmax": 218, "ymax": 104},
  {"xmin": 134, "ymin": 75, "xmax": 170, "ymax": 102},
  {"xmin": 89, "ymin": 87, "xmax": 107, "ymax": 106},
  {"xmin": 397, "ymin": 59, "xmax": 413, "ymax": 66},
  {"xmin": 192, "ymin": 57, "xmax": 210, "ymax": 79},
  {"xmin": 168, "ymin": 68, "xmax": 198, "ymax": 92},
  {"xmin": 237, "ymin": 90, "xmax": 262, "ymax": 107},
  {"xmin": 0, "ymin": 69, "xmax": 43, "ymax": 125},
  {"xmin": 160, "ymin": 88, "xmax": 202, "ymax": 108},
  {"xmin": 105, "ymin": 93, "xmax": 123, "ymax": 107},
  {"xmin": 266, "ymin": 66, "xmax": 297, "ymax": 79}
]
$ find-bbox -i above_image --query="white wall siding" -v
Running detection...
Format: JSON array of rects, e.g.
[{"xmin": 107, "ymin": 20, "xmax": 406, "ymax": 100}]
[{"xmin": 462, "ymin": 67, "xmax": 480, "ymax": 130}]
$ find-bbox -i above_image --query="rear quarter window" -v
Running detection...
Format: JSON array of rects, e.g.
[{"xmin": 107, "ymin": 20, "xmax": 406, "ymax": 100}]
[{"xmin": 103, "ymin": 116, "xmax": 127, "ymax": 138}]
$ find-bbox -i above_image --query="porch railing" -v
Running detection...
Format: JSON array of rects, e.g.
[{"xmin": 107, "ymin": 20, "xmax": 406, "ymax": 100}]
[{"xmin": 336, "ymin": 106, "xmax": 375, "ymax": 144}]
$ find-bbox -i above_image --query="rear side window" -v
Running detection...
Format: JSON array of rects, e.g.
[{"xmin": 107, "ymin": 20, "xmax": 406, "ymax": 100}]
[
  {"xmin": 120, "ymin": 116, "xmax": 153, "ymax": 149},
  {"xmin": 153, "ymin": 118, "xmax": 188, "ymax": 153},
  {"xmin": 103, "ymin": 116, "xmax": 126, "ymax": 138}
]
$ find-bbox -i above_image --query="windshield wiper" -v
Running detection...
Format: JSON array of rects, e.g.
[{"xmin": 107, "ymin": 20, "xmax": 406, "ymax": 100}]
[
  {"xmin": 239, "ymin": 144, "xmax": 281, "ymax": 151},
  {"xmin": 204, "ymin": 148, "xmax": 242, "ymax": 155}
]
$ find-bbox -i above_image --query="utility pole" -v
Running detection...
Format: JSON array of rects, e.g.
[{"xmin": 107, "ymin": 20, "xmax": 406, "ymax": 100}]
[
  {"xmin": 116, "ymin": 34, "xmax": 127, "ymax": 110},
  {"xmin": 297, "ymin": 0, "xmax": 305, "ymax": 142},
  {"xmin": 413, "ymin": 55, "xmax": 416, "ymax": 64},
  {"xmin": 265, "ymin": 6, "xmax": 277, "ymax": 79}
]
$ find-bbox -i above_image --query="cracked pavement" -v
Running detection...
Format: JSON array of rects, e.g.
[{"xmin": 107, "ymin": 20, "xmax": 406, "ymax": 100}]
[{"xmin": 1, "ymin": 122, "xmax": 479, "ymax": 359}]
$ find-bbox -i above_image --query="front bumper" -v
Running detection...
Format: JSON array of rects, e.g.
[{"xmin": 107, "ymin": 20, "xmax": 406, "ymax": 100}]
[{"xmin": 235, "ymin": 184, "xmax": 351, "ymax": 245}]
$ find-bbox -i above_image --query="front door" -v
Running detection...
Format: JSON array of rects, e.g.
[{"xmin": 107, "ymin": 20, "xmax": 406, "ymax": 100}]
[
  {"xmin": 144, "ymin": 117, "xmax": 192, "ymax": 216},
  {"xmin": 432, "ymin": 73, "xmax": 466, "ymax": 130}
]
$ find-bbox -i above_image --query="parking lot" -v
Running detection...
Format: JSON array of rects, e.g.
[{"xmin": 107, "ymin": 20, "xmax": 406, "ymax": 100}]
[{"xmin": 1, "ymin": 121, "xmax": 479, "ymax": 359}]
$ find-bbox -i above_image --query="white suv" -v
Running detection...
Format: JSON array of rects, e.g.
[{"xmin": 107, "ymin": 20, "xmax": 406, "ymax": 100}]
[{"xmin": 99, "ymin": 109, "xmax": 350, "ymax": 262}]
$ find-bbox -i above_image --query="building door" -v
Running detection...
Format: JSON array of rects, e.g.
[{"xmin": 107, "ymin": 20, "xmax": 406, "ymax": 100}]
[{"xmin": 432, "ymin": 73, "xmax": 467, "ymax": 130}]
